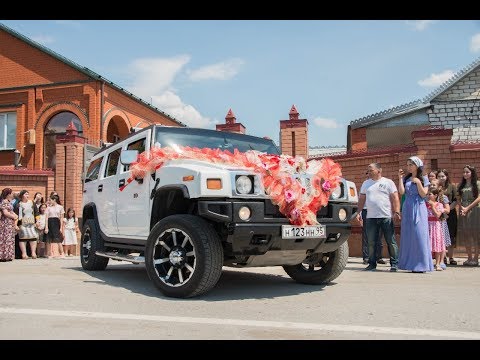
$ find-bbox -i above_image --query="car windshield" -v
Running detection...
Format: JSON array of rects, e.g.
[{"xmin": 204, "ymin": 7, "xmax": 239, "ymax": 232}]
[{"xmin": 154, "ymin": 126, "xmax": 280, "ymax": 155}]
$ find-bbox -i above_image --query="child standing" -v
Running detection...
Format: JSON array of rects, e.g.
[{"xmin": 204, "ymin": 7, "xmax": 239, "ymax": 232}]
[
  {"xmin": 63, "ymin": 208, "xmax": 78, "ymax": 256},
  {"xmin": 430, "ymin": 179, "xmax": 452, "ymax": 269},
  {"xmin": 427, "ymin": 188, "xmax": 446, "ymax": 271},
  {"xmin": 35, "ymin": 203, "xmax": 47, "ymax": 257}
]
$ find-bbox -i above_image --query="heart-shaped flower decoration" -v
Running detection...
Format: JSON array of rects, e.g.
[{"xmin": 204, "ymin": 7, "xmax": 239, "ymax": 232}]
[{"xmin": 128, "ymin": 146, "xmax": 342, "ymax": 226}]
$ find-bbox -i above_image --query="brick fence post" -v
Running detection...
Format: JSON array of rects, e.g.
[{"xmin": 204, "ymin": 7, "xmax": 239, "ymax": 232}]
[
  {"xmin": 411, "ymin": 128, "xmax": 453, "ymax": 171},
  {"xmin": 56, "ymin": 121, "xmax": 85, "ymax": 255}
]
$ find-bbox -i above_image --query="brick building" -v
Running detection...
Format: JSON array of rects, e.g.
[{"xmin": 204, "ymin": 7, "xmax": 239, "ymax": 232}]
[{"xmin": 0, "ymin": 23, "xmax": 184, "ymax": 220}]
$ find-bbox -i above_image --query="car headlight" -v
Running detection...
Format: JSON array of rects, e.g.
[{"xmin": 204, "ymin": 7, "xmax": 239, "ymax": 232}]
[
  {"xmin": 331, "ymin": 184, "xmax": 342, "ymax": 200},
  {"xmin": 236, "ymin": 175, "xmax": 253, "ymax": 194},
  {"xmin": 238, "ymin": 206, "xmax": 251, "ymax": 221}
]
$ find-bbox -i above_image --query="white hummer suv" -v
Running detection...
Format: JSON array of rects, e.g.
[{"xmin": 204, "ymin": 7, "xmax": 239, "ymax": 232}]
[{"xmin": 81, "ymin": 125, "xmax": 358, "ymax": 298}]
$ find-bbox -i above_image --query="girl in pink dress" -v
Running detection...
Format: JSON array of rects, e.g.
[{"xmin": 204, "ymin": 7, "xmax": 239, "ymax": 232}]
[{"xmin": 426, "ymin": 188, "xmax": 446, "ymax": 271}]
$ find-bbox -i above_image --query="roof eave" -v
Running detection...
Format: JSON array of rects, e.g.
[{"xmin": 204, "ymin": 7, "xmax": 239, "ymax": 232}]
[{"xmin": 350, "ymin": 102, "xmax": 431, "ymax": 129}]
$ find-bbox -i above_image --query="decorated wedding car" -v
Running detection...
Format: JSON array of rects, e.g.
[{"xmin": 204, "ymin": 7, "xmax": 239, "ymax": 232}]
[{"xmin": 81, "ymin": 125, "xmax": 358, "ymax": 298}]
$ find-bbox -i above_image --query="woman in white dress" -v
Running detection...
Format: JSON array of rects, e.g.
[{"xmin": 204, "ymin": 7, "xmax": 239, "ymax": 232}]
[
  {"xmin": 17, "ymin": 190, "xmax": 39, "ymax": 259},
  {"xmin": 63, "ymin": 208, "xmax": 78, "ymax": 256}
]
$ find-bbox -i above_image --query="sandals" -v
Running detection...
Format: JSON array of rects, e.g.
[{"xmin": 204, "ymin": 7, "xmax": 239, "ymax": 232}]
[
  {"xmin": 435, "ymin": 265, "xmax": 443, "ymax": 271},
  {"xmin": 449, "ymin": 258, "xmax": 457, "ymax": 265},
  {"xmin": 463, "ymin": 259, "xmax": 479, "ymax": 266}
]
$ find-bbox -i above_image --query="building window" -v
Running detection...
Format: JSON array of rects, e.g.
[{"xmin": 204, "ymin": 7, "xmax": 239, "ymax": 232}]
[
  {"xmin": 44, "ymin": 111, "xmax": 83, "ymax": 170},
  {"xmin": 0, "ymin": 112, "xmax": 17, "ymax": 150}
]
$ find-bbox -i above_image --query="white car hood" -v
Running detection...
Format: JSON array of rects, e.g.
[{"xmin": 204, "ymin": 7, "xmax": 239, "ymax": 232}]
[{"xmin": 163, "ymin": 158, "xmax": 252, "ymax": 172}]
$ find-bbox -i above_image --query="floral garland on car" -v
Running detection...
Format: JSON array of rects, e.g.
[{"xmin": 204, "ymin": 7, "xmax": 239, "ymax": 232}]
[{"xmin": 127, "ymin": 146, "xmax": 342, "ymax": 226}]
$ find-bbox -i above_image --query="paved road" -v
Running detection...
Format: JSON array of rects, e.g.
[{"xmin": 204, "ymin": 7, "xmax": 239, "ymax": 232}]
[{"xmin": 1, "ymin": 256, "xmax": 479, "ymax": 340}]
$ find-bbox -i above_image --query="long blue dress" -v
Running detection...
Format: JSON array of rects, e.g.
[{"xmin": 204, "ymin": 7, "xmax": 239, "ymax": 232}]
[{"xmin": 398, "ymin": 175, "xmax": 434, "ymax": 272}]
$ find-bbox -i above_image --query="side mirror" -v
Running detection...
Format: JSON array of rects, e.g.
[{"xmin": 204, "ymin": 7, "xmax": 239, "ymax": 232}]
[{"xmin": 120, "ymin": 150, "xmax": 139, "ymax": 165}]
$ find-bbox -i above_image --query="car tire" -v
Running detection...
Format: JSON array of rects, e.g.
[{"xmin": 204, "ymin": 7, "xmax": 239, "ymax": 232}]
[
  {"xmin": 80, "ymin": 219, "xmax": 109, "ymax": 271},
  {"xmin": 283, "ymin": 241, "xmax": 349, "ymax": 285},
  {"xmin": 145, "ymin": 214, "xmax": 223, "ymax": 298}
]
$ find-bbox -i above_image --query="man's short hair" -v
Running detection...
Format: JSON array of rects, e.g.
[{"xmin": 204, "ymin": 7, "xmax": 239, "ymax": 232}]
[{"xmin": 370, "ymin": 162, "xmax": 382, "ymax": 170}]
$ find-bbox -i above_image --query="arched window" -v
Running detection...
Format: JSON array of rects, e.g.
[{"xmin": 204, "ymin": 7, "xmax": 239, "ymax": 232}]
[{"xmin": 44, "ymin": 111, "xmax": 83, "ymax": 170}]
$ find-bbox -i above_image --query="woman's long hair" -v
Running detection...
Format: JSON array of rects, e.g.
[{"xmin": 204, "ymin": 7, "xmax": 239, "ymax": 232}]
[
  {"xmin": 404, "ymin": 166, "xmax": 425, "ymax": 187},
  {"xmin": 33, "ymin": 192, "xmax": 44, "ymax": 204},
  {"xmin": 458, "ymin": 165, "xmax": 479, "ymax": 199},
  {"xmin": 19, "ymin": 189, "xmax": 28, "ymax": 201},
  {"xmin": 438, "ymin": 169, "xmax": 451, "ymax": 188},
  {"xmin": 0, "ymin": 187, "xmax": 12, "ymax": 201},
  {"xmin": 65, "ymin": 208, "xmax": 76, "ymax": 220},
  {"xmin": 50, "ymin": 194, "xmax": 61, "ymax": 205}
]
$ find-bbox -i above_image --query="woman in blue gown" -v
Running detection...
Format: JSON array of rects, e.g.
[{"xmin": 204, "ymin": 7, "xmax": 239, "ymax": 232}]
[{"xmin": 398, "ymin": 156, "xmax": 434, "ymax": 273}]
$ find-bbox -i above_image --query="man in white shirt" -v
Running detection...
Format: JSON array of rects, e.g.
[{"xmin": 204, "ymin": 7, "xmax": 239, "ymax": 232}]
[
  {"xmin": 361, "ymin": 170, "xmax": 384, "ymax": 265},
  {"xmin": 356, "ymin": 163, "xmax": 401, "ymax": 271}
]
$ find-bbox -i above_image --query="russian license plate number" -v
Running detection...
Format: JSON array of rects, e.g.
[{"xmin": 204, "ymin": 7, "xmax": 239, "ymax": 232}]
[{"xmin": 281, "ymin": 225, "xmax": 326, "ymax": 239}]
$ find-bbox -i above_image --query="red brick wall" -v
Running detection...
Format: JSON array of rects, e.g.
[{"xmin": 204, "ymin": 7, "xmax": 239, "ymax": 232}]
[
  {"xmin": 0, "ymin": 31, "xmax": 89, "ymax": 87},
  {"xmin": 0, "ymin": 170, "xmax": 55, "ymax": 202},
  {"xmin": 0, "ymin": 151, "xmax": 15, "ymax": 165},
  {"xmin": 103, "ymin": 87, "xmax": 181, "ymax": 133}
]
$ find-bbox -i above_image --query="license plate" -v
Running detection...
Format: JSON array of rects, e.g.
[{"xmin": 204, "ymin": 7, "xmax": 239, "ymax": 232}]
[{"xmin": 281, "ymin": 225, "xmax": 326, "ymax": 239}]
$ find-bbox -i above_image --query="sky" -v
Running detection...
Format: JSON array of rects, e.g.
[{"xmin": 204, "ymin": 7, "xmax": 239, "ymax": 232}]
[{"xmin": 2, "ymin": 20, "xmax": 480, "ymax": 147}]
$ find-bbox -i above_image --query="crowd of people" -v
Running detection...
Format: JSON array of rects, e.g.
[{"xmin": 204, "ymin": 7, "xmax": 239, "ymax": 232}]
[
  {"xmin": 0, "ymin": 189, "xmax": 79, "ymax": 262},
  {"xmin": 357, "ymin": 156, "xmax": 480, "ymax": 273}
]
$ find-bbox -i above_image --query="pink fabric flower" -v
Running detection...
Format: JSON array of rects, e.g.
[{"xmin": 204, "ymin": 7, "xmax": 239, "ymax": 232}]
[
  {"xmin": 322, "ymin": 180, "xmax": 331, "ymax": 192},
  {"xmin": 284, "ymin": 189, "xmax": 296, "ymax": 203}
]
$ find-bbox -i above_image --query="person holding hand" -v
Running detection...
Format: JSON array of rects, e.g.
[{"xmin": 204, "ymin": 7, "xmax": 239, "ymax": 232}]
[{"xmin": 397, "ymin": 156, "xmax": 434, "ymax": 273}]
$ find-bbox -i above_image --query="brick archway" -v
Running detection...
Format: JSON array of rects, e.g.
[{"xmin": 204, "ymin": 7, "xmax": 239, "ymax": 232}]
[
  {"xmin": 35, "ymin": 102, "xmax": 89, "ymax": 130},
  {"xmin": 35, "ymin": 102, "xmax": 88, "ymax": 169},
  {"xmin": 106, "ymin": 115, "xmax": 131, "ymax": 143},
  {"xmin": 102, "ymin": 108, "xmax": 131, "ymax": 143}
]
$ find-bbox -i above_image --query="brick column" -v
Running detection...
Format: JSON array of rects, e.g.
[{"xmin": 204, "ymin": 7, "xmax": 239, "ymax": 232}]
[
  {"xmin": 350, "ymin": 128, "xmax": 367, "ymax": 152},
  {"xmin": 55, "ymin": 122, "xmax": 85, "ymax": 255},
  {"xmin": 216, "ymin": 109, "xmax": 246, "ymax": 134},
  {"xmin": 280, "ymin": 105, "xmax": 308, "ymax": 158},
  {"xmin": 411, "ymin": 128, "xmax": 453, "ymax": 171}
]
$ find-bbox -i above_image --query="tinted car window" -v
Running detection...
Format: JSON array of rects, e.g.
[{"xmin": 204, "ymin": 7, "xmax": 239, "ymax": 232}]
[
  {"xmin": 104, "ymin": 149, "xmax": 121, "ymax": 177},
  {"xmin": 154, "ymin": 127, "xmax": 280, "ymax": 154},
  {"xmin": 85, "ymin": 157, "xmax": 103, "ymax": 182}
]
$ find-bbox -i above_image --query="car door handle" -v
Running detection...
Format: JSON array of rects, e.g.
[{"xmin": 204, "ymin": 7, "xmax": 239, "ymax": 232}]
[
  {"xmin": 97, "ymin": 184, "xmax": 103, "ymax": 192},
  {"xmin": 119, "ymin": 179, "xmax": 125, "ymax": 188}
]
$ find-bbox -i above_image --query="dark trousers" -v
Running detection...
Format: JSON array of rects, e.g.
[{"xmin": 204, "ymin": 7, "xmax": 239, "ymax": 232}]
[
  {"xmin": 366, "ymin": 217, "xmax": 399, "ymax": 268},
  {"xmin": 361, "ymin": 209, "xmax": 383, "ymax": 261}
]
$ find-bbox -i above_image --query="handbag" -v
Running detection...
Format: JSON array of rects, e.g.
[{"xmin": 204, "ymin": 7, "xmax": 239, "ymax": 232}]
[{"xmin": 21, "ymin": 216, "xmax": 35, "ymax": 226}]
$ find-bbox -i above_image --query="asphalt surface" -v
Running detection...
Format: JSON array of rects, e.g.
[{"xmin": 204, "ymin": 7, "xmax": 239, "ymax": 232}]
[{"xmin": 1, "ymin": 255, "xmax": 479, "ymax": 340}]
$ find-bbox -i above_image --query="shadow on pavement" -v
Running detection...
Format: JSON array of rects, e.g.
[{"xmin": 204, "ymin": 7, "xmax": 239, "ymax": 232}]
[{"xmin": 69, "ymin": 263, "xmax": 331, "ymax": 301}]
